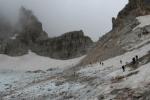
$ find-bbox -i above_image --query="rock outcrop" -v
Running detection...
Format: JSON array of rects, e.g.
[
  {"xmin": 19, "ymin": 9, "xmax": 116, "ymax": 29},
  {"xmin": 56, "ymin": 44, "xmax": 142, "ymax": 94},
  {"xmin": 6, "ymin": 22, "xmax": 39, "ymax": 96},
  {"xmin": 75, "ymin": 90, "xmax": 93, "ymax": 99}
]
[
  {"xmin": 0, "ymin": 7, "xmax": 93, "ymax": 59},
  {"xmin": 33, "ymin": 30, "xmax": 93, "ymax": 59},
  {"xmin": 0, "ymin": 15, "xmax": 13, "ymax": 39},
  {"xmin": 0, "ymin": 7, "xmax": 48, "ymax": 56},
  {"xmin": 17, "ymin": 7, "xmax": 48, "ymax": 44},
  {"xmin": 113, "ymin": 0, "xmax": 150, "ymax": 30}
]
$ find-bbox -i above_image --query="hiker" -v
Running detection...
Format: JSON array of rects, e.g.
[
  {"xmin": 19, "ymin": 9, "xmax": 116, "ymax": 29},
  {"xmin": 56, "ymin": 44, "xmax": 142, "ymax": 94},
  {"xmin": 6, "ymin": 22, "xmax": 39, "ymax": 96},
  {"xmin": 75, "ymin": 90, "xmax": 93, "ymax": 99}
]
[
  {"xmin": 120, "ymin": 60, "xmax": 122, "ymax": 64},
  {"xmin": 132, "ymin": 57, "xmax": 136, "ymax": 65},
  {"xmin": 135, "ymin": 55, "xmax": 139, "ymax": 61},
  {"xmin": 102, "ymin": 62, "xmax": 104, "ymax": 66},
  {"xmin": 90, "ymin": 62, "xmax": 92, "ymax": 67},
  {"xmin": 122, "ymin": 65, "xmax": 125, "ymax": 72},
  {"xmin": 142, "ymin": 28, "xmax": 149, "ymax": 35},
  {"xmin": 100, "ymin": 62, "xmax": 102, "ymax": 65}
]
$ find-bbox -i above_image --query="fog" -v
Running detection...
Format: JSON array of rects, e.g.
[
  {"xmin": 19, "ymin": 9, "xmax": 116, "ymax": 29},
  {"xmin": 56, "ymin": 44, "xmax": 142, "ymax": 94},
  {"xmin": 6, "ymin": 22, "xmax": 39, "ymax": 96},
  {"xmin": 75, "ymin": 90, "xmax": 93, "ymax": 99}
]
[{"xmin": 0, "ymin": 0, "xmax": 128, "ymax": 41}]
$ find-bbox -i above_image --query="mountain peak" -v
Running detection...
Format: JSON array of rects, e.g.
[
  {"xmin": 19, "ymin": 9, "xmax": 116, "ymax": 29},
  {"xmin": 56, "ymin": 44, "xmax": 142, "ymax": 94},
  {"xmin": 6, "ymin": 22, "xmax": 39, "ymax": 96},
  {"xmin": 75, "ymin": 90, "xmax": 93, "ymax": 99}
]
[
  {"xmin": 80, "ymin": 0, "xmax": 150, "ymax": 66},
  {"xmin": 112, "ymin": 0, "xmax": 150, "ymax": 30}
]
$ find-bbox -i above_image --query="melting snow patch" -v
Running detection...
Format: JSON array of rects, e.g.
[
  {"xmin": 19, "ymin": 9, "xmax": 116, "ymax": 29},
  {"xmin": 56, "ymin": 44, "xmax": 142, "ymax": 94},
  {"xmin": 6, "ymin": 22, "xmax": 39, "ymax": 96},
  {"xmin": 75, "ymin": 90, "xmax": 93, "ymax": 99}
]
[{"xmin": 134, "ymin": 15, "xmax": 150, "ymax": 30}]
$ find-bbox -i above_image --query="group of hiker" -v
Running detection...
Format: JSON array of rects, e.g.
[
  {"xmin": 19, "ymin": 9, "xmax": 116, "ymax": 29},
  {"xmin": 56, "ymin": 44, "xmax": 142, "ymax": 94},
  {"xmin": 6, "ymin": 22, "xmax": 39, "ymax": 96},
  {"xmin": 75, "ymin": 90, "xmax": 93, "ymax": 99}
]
[
  {"xmin": 121, "ymin": 55, "xmax": 139, "ymax": 72},
  {"xmin": 91, "ymin": 55, "xmax": 139, "ymax": 72},
  {"xmin": 89, "ymin": 62, "xmax": 104, "ymax": 68},
  {"xmin": 100, "ymin": 62, "xmax": 104, "ymax": 66},
  {"xmin": 132, "ymin": 55, "xmax": 139, "ymax": 65}
]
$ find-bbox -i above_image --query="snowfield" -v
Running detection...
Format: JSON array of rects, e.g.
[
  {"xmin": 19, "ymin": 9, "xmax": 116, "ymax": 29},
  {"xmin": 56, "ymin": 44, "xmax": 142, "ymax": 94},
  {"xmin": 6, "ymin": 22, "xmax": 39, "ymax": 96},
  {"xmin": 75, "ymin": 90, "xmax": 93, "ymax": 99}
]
[
  {"xmin": 134, "ymin": 15, "xmax": 150, "ymax": 30},
  {"xmin": 0, "ymin": 51, "xmax": 85, "ymax": 71},
  {"xmin": 0, "ymin": 40, "xmax": 150, "ymax": 100},
  {"xmin": 0, "ymin": 52, "xmax": 85, "ymax": 100}
]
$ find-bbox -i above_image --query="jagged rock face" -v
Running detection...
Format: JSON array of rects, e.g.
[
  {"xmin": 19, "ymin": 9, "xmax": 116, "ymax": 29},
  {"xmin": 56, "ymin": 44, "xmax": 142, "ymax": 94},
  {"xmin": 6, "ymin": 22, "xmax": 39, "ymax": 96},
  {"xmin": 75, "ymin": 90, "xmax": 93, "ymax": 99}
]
[
  {"xmin": 32, "ymin": 30, "xmax": 93, "ymax": 59},
  {"xmin": 3, "ymin": 30, "xmax": 93, "ymax": 59},
  {"xmin": 0, "ymin": 7, "xmax": 48, "ymax": 56},
  {"xmin": 17, "ymin": 7, "xmax": 48, "ymax": 44},
  {"xmin": 3, "ymin": 39, "xmax": 28, "ymax": 56},
  {"xmin": 0, "ymin": 7, "xmax": 93, "ymax": 59},
  {"xmin": 80, "ymin": 0, "xmax": 150, "ymax": 66},
  {"xmin": 144, "ymin": 0, "xmax": 150, "ymax": 9},
  {"xmin": 0, "ymin": 15, "xmax": 13, "ymax": 39},
  {"xmin": 113, "ymin": 0, "xmax": 150, "ymax": 30}
]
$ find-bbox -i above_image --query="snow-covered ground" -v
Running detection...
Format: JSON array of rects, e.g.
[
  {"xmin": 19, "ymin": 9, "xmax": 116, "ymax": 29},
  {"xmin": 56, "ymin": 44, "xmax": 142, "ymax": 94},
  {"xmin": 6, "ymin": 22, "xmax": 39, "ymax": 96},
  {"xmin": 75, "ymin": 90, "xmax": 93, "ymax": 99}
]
[
  {"xmin": 0, "ymin": 40, "xmax": 149, "ymax": 100},
  {"xmin": 0, "ymin": 52, "xmax": 85, "ymax": 100},
  {"xmin": 1, "ymin": 15, "xmax": 150, "ymax": 100},
  {"xmin": 134, "ymin": 15, "xmax": 150, "ymax": 30},
  {"xmin": 0, "ymin": 51, "xmax": 85, "ymax": 72}
]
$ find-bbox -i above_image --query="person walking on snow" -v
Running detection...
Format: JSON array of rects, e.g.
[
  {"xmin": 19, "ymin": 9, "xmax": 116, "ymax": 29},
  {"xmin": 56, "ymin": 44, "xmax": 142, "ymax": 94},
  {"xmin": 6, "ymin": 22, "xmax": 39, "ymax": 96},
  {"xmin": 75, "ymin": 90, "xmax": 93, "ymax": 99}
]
[
  {"xmin": 122, "ymin": 65, "xmax": 125, "ymax": 72},
  {"xmin": 120, "ymin": 60, "xmax": 122, "ymax": 64},
  {"xmin": 135, "ymin": 55, "xmax": 139, "ymax": 61},
  {"xmin": 132, "ymin": 57, "xmax": 136, "ymax": 65},
  {"xmin": 100, "ymin": 62, "xmax": 102, "ymax": 65}
]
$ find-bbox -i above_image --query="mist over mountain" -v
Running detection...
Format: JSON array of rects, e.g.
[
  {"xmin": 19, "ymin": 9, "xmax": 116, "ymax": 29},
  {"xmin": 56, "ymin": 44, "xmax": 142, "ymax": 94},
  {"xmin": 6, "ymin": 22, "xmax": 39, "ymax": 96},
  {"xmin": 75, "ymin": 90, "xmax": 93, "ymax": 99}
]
[
  {"xmin": 0, "ymin": 7, "xmax": 93, "ymax": 59},
  {"xmin": 0, "ymin": 0, "xmax": 128, "ymax": 41}
]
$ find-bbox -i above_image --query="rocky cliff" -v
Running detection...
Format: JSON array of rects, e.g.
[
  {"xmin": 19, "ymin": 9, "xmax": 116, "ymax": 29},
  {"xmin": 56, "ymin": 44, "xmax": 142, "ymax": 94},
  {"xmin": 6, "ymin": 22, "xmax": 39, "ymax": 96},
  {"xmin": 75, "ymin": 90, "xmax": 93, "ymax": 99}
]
[
  {"xmin": 0, "ymin": 7, "xmax": 48, "ymax": 56},
  {"xmin": 112, "ymin": 0, "xmax": 150, "ymax": 30},
  {"xmin": 0, "ymin": 15, "xmax": 13, "ymax": 39},
  {"xmin": 80, "ymin": 0, "xmax": 150, "ymax": 65},
  {"xmin": 33, "ymin": 30, "xmax": 93, "ymax": 59},
  {"xmin": 0, "ymin": 7, "xmax": 93, "ymax": 59}
]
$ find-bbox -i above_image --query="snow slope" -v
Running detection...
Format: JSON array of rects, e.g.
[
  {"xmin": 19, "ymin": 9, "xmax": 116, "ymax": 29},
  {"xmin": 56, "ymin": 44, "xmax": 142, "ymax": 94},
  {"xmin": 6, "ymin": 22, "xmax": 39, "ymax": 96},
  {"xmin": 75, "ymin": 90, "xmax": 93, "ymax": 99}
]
[
  {"xmin": 0, "ymin": 52, "xmax": 85, "ymax": 99},
  {"xmin": 134, "ymin": 15, "xmax": 150, "ymax": 30},
  {"xmin": 0, "ymin": 39, "xmax": 150, "ymax": 100},
  {"xmin": 79, "ymin": 40, "xmax": 150, "ymax": 78},
  {"xmin": 0, "ymin": 51, "xmax": 85, "ymax": 72}
]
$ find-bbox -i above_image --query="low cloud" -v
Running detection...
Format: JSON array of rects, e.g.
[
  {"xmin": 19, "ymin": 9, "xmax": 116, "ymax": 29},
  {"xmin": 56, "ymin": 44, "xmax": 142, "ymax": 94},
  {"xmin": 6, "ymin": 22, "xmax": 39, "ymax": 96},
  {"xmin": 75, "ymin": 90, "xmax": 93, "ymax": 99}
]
[{"xmin": 0, "ymin": 0, "xmax": 128, "ymax": 41}]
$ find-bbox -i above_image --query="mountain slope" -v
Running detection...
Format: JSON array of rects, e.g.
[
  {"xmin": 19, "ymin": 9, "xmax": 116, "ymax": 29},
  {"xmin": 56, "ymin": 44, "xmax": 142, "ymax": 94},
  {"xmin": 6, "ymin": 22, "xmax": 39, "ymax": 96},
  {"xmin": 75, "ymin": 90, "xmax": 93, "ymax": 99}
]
[{"xmin": 80, "ymin": 0, "xmax": 150, "ymax": 66}]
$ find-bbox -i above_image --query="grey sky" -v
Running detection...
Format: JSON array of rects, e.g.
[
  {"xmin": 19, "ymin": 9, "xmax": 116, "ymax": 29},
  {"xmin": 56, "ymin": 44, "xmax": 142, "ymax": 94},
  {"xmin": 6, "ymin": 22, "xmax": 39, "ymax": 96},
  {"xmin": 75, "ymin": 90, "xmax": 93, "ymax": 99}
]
[{"xmin": 0, "ymin": 0, "xmax": 128, "ymax": 41}]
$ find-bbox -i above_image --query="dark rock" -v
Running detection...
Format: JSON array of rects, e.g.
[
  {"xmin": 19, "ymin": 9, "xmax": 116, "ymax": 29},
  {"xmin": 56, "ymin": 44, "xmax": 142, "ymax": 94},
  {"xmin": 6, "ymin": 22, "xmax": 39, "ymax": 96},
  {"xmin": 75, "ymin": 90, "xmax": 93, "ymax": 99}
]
[
  {"xmin": 4, "ymin": 39, "xmax": 28, "ymax": 56},
  {"xmin": 113, "ymin": 0, "xmax": 150, "ymax": 30},
  {"xmin": 0, "ymin": 15, "xmax": 13, "ymax": 39},
  {"xmin": 0, "ymin": 7, "xmax": 93, "ymax": 59},
  {"xmin": 17, "ymin": 6, "xmax": 48, "ymax": 44},
  {"xmin": 33, "ymin": 30, "xmax": 93, "ymax": 59},
  {"xmin": 28, "ymin": 70, "xmax": 45, "ymax": 73},
  {"xmin": 97, "ymin": 94, "xmax": 105, "ymax": 100},
  {"xmin": 55, "ymin": 81, "xmax": 64, "ymax": 86}
]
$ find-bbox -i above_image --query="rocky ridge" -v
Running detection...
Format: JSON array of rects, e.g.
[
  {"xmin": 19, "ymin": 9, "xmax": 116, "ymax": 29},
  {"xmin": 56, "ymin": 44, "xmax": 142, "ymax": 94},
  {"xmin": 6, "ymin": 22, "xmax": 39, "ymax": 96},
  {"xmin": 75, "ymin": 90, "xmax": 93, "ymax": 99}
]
[
  {"xmin": 80, "ymin": 0, "xmax": 150, "ymax": 65},
  {"xmin": 0, "ymin": 7, "xmax": 93, "ymax": 59}
]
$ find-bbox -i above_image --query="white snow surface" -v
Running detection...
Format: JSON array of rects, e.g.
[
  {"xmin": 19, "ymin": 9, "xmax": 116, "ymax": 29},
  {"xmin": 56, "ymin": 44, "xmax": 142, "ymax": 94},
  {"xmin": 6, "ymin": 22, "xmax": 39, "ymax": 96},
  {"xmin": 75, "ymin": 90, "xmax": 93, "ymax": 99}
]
[
  {"xmin": 134, "ymin": 15, "xmax": 150, "ymax": 30},
  {"xmin": 1, "ymin": 34, "xmax": 150, "ymax": 99},
  {"xmin": 79, "ymin": 41, "xmax": 150, "ymax": 79},
  {"xmin": 0, "ymin": 51, "xmax": 85, "ymax": 71}
]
